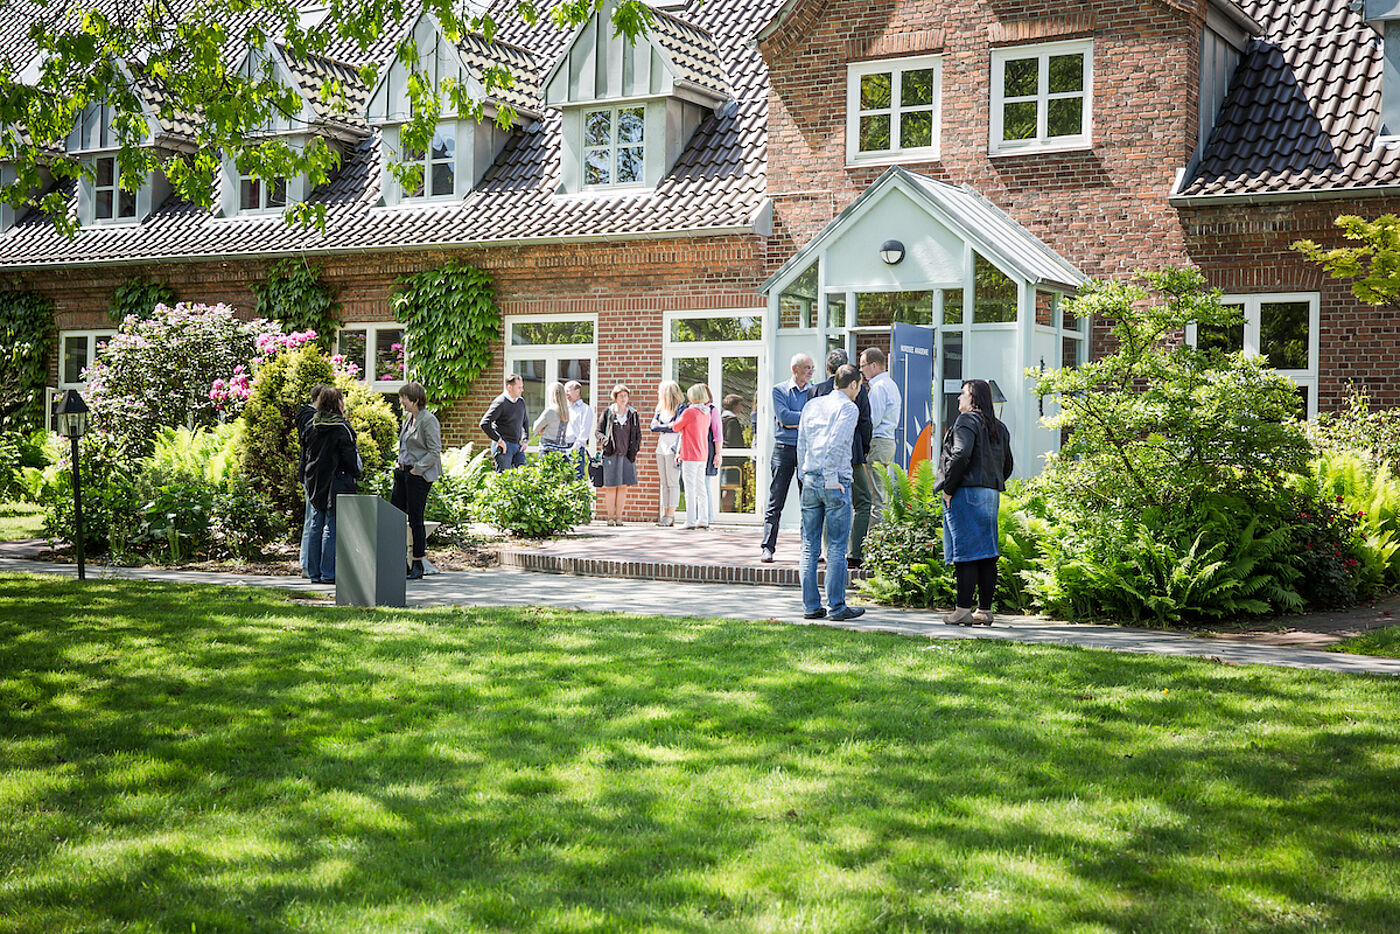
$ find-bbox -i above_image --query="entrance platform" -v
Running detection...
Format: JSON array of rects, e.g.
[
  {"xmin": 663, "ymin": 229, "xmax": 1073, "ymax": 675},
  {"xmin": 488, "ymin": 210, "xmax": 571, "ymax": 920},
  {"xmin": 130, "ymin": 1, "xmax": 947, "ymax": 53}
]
[{"xmin": 496, "ymin": 521, "xmax": 868, "ymax": 588}]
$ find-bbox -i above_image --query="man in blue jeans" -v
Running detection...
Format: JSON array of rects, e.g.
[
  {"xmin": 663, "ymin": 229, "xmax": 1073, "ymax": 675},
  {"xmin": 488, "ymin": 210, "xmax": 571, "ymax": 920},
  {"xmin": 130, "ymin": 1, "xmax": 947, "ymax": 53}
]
[
  {"xmin": 796, "ymin": 363, "xmax": 865, "ymax": 621},
  {"xmin": 479, "ymin": 373, "xmax": 529, "ymax": 471},
  {"xmin": 761, "ymin": 352, "xmax": 815, "ymax": 562}
]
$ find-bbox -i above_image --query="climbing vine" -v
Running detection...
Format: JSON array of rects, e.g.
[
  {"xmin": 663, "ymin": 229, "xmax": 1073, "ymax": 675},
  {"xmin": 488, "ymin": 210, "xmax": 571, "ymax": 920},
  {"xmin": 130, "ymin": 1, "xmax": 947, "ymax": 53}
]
[
  {"xmin": 390, "ymin": 262, "xmax": 499, "ymax": 403},
  {"xmin": 108, "ymin": 276, "xmax": 175, "ymax": 324},
  {"xmin": 0, "ymin": 289, "xmax": 54, "ymax": 432},
  {"xmin": 250, "ymin": 259, "xmax": 341, "ymax": 350}
]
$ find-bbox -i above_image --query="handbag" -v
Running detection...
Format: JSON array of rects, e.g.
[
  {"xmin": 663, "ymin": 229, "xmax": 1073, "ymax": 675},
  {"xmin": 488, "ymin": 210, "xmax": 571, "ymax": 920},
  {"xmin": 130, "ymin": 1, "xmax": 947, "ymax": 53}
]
[{"xmin": 588, "ymin": 453, "xmax": 605, "ymax": 488}]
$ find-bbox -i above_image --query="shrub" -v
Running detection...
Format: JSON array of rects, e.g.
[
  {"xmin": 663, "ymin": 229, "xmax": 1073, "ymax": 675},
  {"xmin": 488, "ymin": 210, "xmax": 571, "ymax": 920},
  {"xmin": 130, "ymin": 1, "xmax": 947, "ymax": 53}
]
[
  {"xmin": 35, "ymin": 429, "xmax": 140, "ymax": 557},
  {"xmin": 425, "ymin": 444, "xmax": 493, "ymax": 535},
  {"xmin": 234, "ymin": 343, "xmax": 397, "ymax": 528},
  {"xmin": 0, "ymin": 429, "xmax": 50, "ymax": 501},
  {"xmin": 1307, "ymin": 389, "xmax": 1400, "ymax": 468},
  {"xmin": 1295, "ymin": 451, "xmax": 1400, "ymax": 594},
  {"xmin": 0, "ymin": 290, "xmax": 53, "ymax": 433},
  {"xmin": 84, "ymin": 303, "xmax": 275, "ymax": 456},
  {"xmin": 475, "ymin": 452, "xmax": 594, "ymax": 538}
]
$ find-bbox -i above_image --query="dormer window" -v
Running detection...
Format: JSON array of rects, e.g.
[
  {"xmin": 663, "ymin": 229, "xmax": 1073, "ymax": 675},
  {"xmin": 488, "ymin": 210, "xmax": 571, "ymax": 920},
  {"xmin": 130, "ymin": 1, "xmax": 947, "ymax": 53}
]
[
  {"xmin": 401, "ymin": 125, "xmax": 457, "ymax": 199},
  {"xmin": 93, "ymin": 155, "xmax": 137, "ymax": 222},
  {"xmin": 583, "ymin": 106, "xmax": 645, "ymax": 187},
  {"xmin": 239, "ymin": 171, "xmax": 287, "ymax": 213}
]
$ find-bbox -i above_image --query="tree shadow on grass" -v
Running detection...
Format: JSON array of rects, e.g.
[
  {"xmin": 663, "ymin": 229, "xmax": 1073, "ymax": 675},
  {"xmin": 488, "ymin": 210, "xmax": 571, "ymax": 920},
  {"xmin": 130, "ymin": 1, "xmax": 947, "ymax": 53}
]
[{"xmin": 1, "ymin": 575, "xmax": 1399, "ymax": 933}]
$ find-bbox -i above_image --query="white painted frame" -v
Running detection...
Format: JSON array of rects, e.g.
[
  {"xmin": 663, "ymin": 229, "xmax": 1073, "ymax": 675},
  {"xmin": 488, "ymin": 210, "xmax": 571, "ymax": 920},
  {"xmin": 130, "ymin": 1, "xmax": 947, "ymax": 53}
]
[
  {"xmin": 846, "ymin": 55, "xmax": 943, "ymax": 166},
  {"xmin": 58, "ymin": 329, "xmax": 118, "ymax": 389},
  {"xmin": 336, "ymin": 322, "xmax": 407, "ymax": 392},
  {"xmin": 989, "ymin": 39, "xmax": 1093, "ymax": 155},
  {"xmin": 581, "ymin": 104, "xmax": 647, "ymax": 190},
  {"xmin": 502, "ymin": 313, "xmax": 599, "ymax": 449},
  {"xmin": 90, "ymin": 154, "xmax": 137, "ymax": 223},
  {"xmin": 1185, "ymin": 291, "xmax": 1320, "ymax": 417}
]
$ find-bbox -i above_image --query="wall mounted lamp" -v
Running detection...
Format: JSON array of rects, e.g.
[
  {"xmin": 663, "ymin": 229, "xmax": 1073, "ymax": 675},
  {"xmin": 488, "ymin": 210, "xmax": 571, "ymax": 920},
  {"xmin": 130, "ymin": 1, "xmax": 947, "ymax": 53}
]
[{"xmin": 879, "ymin": 239, "xmax": 905, "ymax": 265}]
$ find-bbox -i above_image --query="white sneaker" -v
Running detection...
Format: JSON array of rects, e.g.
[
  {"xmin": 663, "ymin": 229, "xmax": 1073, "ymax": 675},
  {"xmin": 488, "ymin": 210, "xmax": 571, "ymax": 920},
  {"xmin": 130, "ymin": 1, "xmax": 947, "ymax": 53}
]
[{"xmin": 943, "ymin": 607, "xmax": 974, "ymax": 626}]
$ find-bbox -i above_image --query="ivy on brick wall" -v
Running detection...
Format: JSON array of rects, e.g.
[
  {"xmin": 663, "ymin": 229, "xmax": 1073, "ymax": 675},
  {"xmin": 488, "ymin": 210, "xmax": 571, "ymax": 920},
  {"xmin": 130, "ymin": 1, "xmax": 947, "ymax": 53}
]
[
  {"xmin": 391, "ymin": 262, "xmax": 499, "ymax": 404},
  {"xmin": 250, "ymin": 259, "xmax": 341, "ymax": 350},
  {"xmin": 0, "ymin": 289, "xmax": 54, "ymax": 432},
  {"xmin": 108, "ymin": 276, "xmax": 175, "ymax": 324}
]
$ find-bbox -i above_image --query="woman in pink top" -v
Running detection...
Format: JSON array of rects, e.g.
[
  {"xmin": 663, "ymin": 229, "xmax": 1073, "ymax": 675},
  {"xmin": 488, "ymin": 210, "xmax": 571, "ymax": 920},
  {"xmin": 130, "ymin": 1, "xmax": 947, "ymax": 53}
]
[{"xmin": 672, "ymin": 383, "xmax": 715, "ymax": 529}]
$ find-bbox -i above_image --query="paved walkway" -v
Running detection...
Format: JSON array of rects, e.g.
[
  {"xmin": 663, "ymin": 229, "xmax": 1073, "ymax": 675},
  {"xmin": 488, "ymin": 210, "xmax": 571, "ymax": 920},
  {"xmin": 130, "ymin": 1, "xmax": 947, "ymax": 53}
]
[{"xmin": 5, "ymin": 556, "xmax": 1400, "ymax": 677}]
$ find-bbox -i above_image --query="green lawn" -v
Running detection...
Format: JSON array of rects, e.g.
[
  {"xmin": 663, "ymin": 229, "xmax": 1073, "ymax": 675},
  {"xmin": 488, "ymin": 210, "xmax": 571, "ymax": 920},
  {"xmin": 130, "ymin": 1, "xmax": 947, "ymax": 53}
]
[
  {"xmin": 0, "ymin": 501, "xmax": 44, "ymax": 541},
  {"xmin": 1330, "ymin": 625, "xmax": 1400, "ymax": 658},
  {"xmin": 2, "ymin": 574, "xmax": 1398, "ymax": 933}
]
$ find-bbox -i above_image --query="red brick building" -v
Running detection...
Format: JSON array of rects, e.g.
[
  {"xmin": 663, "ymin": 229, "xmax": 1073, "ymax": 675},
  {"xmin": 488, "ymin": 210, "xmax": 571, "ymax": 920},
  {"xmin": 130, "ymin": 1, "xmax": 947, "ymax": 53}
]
[{"xmin": 3, "ymin": 0, "xmax": 1397, "ymax": 523}]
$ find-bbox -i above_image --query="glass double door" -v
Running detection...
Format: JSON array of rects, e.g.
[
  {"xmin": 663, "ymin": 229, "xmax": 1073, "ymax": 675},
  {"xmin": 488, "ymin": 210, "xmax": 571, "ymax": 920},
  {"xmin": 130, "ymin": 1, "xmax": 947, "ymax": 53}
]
[{"xmin": 666, "ymin": 350, "xmax": 762, "ymax": 519}]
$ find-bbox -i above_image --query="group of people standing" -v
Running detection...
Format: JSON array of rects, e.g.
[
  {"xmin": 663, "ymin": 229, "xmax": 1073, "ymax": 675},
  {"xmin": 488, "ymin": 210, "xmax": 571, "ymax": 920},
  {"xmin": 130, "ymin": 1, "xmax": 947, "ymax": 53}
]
[{"xmin": 297, "ymin": 380, "xmax": 442, "ymax": 584}]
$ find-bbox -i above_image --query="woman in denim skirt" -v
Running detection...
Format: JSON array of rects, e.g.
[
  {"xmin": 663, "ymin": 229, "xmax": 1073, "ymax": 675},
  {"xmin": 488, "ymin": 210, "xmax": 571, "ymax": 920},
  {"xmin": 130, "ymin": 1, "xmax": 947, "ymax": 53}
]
[{"xmin": 933, "ymin": 379, "xmax": 1014, "ymax": 625}]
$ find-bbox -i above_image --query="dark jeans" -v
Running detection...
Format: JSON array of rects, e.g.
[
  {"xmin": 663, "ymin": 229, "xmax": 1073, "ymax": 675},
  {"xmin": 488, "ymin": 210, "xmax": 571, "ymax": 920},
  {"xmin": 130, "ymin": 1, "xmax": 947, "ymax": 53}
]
[
  {"xmin": 493, "ymin": 441, "xmax": 526, "ymax": 471},
  {"xmin": 762, "ymin": 443, "xmax": 802, "ymax": 553},
  {"xmin": 391, "ymin": 468, "xmax": 432, "ymax": 559}
]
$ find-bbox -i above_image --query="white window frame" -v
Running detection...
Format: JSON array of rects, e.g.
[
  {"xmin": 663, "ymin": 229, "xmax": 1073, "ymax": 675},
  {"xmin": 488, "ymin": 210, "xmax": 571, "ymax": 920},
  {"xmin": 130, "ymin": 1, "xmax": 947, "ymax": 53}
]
[
  {"xmin": 989, "ymin": 39, "xmax": 1093, "ymax": 155},
  {"xmin": 58, "ymin": 329, "xmax": 117, "ymax": 389},
  {"xmin": 581, "ymin": 104, "xmax": 646, "ymax": 190},
  {"xmin": 238, "ymin": 171, "xmax": 287, "ymax": 214},
  {"xmin": 336, "ymin": 322, "xmax": 407, "ymax": 392},
  {"xmin": 399, "ymin": 121, "xmax": 459, "ymax": 201},
  {"xmin": 1186, "ymin": 292, "xmax": 1320, "ymax": 417},
  {"xmin": 90, "ymin": 154, "xmax": 138, "ymax": 223},
  {"xmin": 502, "ymin": 314, "xmax": 599, "ymax": 449},
  {"xmin": 846, "ymin": 55, "xmax": 943, "ymax": 165}
]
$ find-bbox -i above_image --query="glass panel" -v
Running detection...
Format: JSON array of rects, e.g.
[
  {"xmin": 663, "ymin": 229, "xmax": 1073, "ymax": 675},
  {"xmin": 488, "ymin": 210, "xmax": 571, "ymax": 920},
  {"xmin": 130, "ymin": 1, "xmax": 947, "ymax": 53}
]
[
  {"xmin": 1199, "ymin": 303, "xmax": 1245, "ymax": 354},
  {"xmin": 240, "ymin": 177, "xmax": 258, "ymax": 210},
  {"xmin": 375, "ymin": 328, "xmax": 404, "ymax": 382},
  {"xmin": 779, "ymin": 261, "xmax": 818, "ymax": 329},
  {"xmin": 671, "ymin": 316, "xmax": 762, "ymax": 342},
  {"xmin": 1260, "ymin": 301, "xmax": 1310, "ymax": 369},
  {"xmin": 825, "ymin": 294, "xmax": 847, "ymax": 329},
  {"xmin": 672, "ymin": 357, "xmax": 708, "ymax": 392},
  {"xmin": 1035, "ymin": 290, "xmax": 1054, "ymax": 326},
  {"xmin": 96, "ymin": 189, "xmax": 113, "ymax": 219},
  {"xmin": 901, "ymin": 69, "xmax": 933, "ymax": 106},
  {"xmin": 339, "ymin": 329, "xmax": 368, "ymax": 373},
  {"xmin": 584, "ymin": 111, "xmax": 611, "ymax": 147},
  {"xmin": 584, "ymin": 148, "xmax": 610, "ymax": 185},
  {"xmin": 119, "ymin": 188, "xmax": 137, "ymax": 218},
  {"xmin": 1047, "ymin": 97, "xmax": 1083, "ymax": 137},
  {"xmin": 617, "ymin": 107, "xmax": 645, "ymax": 144},
  {"xmin": 617, "ymin": 145, "xmax": 643, "ymax": 184},
  {"xmin": 431, "ymin": 128, "xmax": 454, "ymax": 161},
  {"xmin": 516, "ymin": 358, "xmax": 547, "ymax": 418},
  {"xmin": 511, "ymin": 320, "xmax": 594, "ymax": 345},
  {"xmin": 860, "ymin": 72, "xmax": 892, "ymax": 110},
  {"xmin": 1002, "ymin": 101, "xmax": 1037, "ymax": 141},
  {"xmin": 942, "ymin": 288, "xmax": 964, "ymax": 325},
  {"xmin": 63, "ymin": 336, "xmax": 88, "ymax": 385},
  {"xmin": 96, "ymin": 157, "xmax": 114, "ymax": 187},
  {"xmin": 1295, "ymin": 384, "xmax": 1310, "ymax": 419},
  {"xmin": 1062, "ymin": 301, "xmax": 1082, "ymax": 332},
  {"xmin": 431, "ymin": 162, "xmax": 454, "ymax": 197},
  {"xmin": 719, "ymin": 355, "xmax": 759, "ymax": 515},
  {"xmin": 1003, "ymin": 57, "xmax": 1038, "ymax": 97},
  {"xmin": 1048, "ymin": 53, "xmax": 1084, "ymax": 93},
  {"xmin": 1061, "ymin": 334, "xmax": 1082, "ymax": 369},
  {"xmin": 900, "ymin": 111, "xmax": 932, "ymax": 149},
  {"xmin": 854, "ymin": 332, "xmax": 892, "ymax": 368},
  {"xmin": 941, "ymin": 332, "xmax": 963, "ymax": 437},
  {"xmin": 559, "ymin": 358, "xmax": 592, "ymax": 404},
  {"xmin": 859, "ymin": 114, "xmax": 891, "ymax": 152},
  {"xmin": 268, "ymin": 178, "xmax": 287, "ymax": 208},
  {"xmin": 972, "ymin": 254, "xmax": 1017, "ymax": 323},
  {"xmin": 855, "ymin": 291, "xmax": 933, "ymax": 327}
]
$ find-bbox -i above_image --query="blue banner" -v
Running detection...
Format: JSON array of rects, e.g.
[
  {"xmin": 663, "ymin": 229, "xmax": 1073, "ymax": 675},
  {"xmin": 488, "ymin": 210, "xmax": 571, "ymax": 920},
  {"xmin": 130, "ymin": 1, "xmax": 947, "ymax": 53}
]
[{"xmin": 890, "ymin": 323, "xmax": 934, "ymax": 470}]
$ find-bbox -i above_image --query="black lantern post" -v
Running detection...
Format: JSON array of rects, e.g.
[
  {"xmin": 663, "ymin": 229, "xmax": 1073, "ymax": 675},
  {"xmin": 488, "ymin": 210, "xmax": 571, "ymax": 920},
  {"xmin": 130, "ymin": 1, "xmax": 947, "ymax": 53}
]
[{"xmin": 54, "ymin": 390, "xmax": 89, "ymax": 580}]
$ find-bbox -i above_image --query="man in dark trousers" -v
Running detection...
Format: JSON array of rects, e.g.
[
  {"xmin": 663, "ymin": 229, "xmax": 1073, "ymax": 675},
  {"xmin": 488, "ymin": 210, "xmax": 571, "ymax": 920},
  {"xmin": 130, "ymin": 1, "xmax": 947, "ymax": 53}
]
[
  {"xmin": 479, "ymin": 373, "xmax": 529, "ymax": 471},
  {"xmin": 760, "ymin": 352, "xmax": 815, "ymax": 562},
  {"xmin": 812, "ymin": 348, "xmax": 873, "ymax": 568}
]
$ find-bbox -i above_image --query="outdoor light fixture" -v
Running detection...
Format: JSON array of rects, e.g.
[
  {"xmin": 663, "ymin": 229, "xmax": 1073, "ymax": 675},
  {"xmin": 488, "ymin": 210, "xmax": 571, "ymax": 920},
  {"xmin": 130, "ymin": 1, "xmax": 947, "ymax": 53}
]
[
  {"xmin": 54, "ymin": 390, "xmax": 88, "ymax": 581},
  {"xmin": 879, "ymin": 239, "xmax": 905, "ymax": 265},
  {"xmin": 988, "ymin": 379, "xmax": 1007, "ymax": 420}
]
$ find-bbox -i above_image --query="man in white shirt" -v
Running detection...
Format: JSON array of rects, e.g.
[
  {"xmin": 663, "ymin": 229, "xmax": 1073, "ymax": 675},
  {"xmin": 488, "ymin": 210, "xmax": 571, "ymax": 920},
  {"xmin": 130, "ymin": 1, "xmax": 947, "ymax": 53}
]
[
  {"xmin": 796, "ymin": 364, "xmax": 866, "ymax": 622},
  {"xmin": 563, "ymin": 380, "xmax": 594, "ymax": 480},
  {"xmin": 860, "ymin": 347, "xmax": 901, "ymax": 526}
]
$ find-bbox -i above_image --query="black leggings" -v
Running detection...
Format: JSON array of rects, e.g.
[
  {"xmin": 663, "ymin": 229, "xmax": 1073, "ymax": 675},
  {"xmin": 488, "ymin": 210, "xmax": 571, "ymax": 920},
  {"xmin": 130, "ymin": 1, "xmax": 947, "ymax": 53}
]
[
  {"xmin": 391, "ymin": 468, "xmax": 432, "ymax": 559},
  {"xmin": 955, "ymin": 557, "xmax": 999, "ymax": 610}
]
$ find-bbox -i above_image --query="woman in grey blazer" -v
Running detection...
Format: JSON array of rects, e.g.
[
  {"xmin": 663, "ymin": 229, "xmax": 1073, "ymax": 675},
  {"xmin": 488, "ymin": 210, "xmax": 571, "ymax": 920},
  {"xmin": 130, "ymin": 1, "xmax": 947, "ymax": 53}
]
[{"xmin": 392, "ymin": 381, "xmax": 443, "ymax": 580}]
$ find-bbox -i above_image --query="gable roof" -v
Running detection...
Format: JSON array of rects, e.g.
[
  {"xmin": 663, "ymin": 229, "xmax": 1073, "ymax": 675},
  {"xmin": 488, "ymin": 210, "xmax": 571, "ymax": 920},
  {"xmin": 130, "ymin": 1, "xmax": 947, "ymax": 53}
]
[
  {"xmin": 1175, "ymin": 0, "xmax": 1400, "ymax": 202},
  {"xmin": 278, "ymin": 45, "xmax": 372, "ymax": 137},
  {"xmin": 761, "ymin": 166, "xmax": 1087, "ymax": 295},
  {"xmin": 456, "ymin": 32, "xmax": 545, "ymax": 117}
]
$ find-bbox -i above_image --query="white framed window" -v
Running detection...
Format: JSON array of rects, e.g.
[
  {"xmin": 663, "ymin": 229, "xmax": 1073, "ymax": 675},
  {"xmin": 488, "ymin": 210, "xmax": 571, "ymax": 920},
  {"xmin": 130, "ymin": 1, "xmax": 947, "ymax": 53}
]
[
  {"xmin": 1186, "ymin": 292, "xmax": 1320, "ymax": 417},
  {"xmin": 239, "ymin": 172, "xmax": 287, "ymax": 213},
  {"xmin": 582, "ymin": 105, "xmax": 645, "ymax": 188},
  {"xmin": 59, "ymin": 329, "xmax": 117, "ymax": 388},
  {"xmin": 502, "ymin": 315, "xmax": 598, "ymax": 431},
  {"xmin": 989, "ymin": 39, "xmax": 1093, "ymax": 154},
  {"xmin": 400, "ymin": 123, "xmax": 458, "ymax": 200},
  {"xmin": 336, "ymin": 323, "xmax": 406, "ymax": 390},
  {"xmin": 91, "ymin": 155, "xmax": 137, "ymax": 222},
  {"xmin": 846, "ymin": 56, "xmax": 942, "ymax": 164}
]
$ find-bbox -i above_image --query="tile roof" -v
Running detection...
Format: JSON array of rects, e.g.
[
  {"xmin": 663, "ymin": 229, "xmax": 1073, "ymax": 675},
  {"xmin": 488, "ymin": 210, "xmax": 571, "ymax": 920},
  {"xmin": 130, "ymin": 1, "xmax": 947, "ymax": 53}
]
[
  {"xmin": 0, "ymin": 0, "xmax": 772, "ymax": 268},
  {"xmin": 1176, "ymin": 0, "xmax": 1400, "ymax": 199},
  {"xmin": 455, "ymin": 31, "xmax": 545, "ymax": 117},
  {"xmin": 279, "ymin": 46, "xmax": 372, "ymax": 136},
  {"xmin": 647, "ymin": 8, "xmax": 732, "ymax": 100}
]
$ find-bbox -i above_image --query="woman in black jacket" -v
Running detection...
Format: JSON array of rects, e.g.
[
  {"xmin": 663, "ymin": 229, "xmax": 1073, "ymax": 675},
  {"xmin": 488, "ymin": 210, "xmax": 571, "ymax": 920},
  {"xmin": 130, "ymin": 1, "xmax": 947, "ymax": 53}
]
[
  {"xmin": 933, "ymin": 379, "xmax": 1014, "ymax": 626},
  {"xmin": 303, "ymin": 387, "xmax": 361, "ymax": 584},
  {"xmin": 594, "ymin": 384, "xmax": 642, "ymax": 526}
]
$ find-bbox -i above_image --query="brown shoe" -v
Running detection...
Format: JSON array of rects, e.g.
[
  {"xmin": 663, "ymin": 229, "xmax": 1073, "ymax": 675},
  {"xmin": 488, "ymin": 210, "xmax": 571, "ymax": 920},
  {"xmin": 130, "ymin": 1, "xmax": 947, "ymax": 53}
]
[
  {"xmin": 943, "ymin": 607, "xmax": 975, "ymax": 626},
  {"xmin": 971, "ymin": 609, "xmax": 994, "ymax": 626}
]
